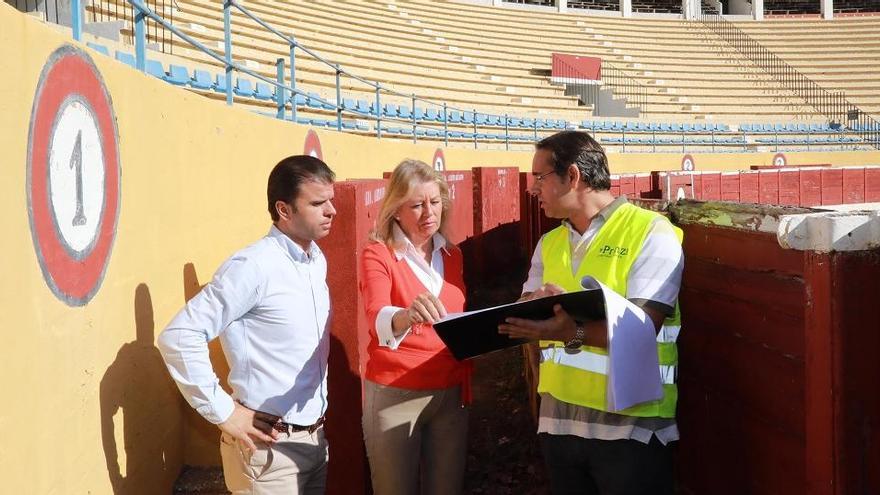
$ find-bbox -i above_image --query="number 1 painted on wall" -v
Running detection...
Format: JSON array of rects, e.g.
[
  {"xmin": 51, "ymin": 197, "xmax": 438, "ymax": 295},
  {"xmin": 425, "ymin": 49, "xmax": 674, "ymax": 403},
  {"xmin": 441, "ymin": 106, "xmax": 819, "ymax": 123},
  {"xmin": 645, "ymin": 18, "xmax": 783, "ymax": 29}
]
[{"xmin": 70, "ymin": 129, "xmax": 86, "ymax": 226}]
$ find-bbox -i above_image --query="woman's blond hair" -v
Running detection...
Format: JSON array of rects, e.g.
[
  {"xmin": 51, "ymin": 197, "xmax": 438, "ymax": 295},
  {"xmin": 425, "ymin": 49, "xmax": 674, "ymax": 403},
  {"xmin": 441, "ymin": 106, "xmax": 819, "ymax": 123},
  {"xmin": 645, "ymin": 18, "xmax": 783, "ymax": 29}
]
[{"xmin": 371, "ymin": 159, "xmax": 452, "ymax": 246}]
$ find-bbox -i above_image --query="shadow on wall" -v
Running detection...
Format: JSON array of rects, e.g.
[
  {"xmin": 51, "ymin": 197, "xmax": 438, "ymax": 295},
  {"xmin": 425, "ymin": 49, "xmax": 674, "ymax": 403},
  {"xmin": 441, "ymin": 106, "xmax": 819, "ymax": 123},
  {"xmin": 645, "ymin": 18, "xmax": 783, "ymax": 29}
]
[
  {"xmin": 100, "ymin": 283, "xmax": 183, "ymax": 494},
  {"xmin": 460, "ymin": 221, "xmax": 531, "ymax": 311},
  {"xmin": 181, "ymin": 262, "xmax": 231, "ymax": 466}
]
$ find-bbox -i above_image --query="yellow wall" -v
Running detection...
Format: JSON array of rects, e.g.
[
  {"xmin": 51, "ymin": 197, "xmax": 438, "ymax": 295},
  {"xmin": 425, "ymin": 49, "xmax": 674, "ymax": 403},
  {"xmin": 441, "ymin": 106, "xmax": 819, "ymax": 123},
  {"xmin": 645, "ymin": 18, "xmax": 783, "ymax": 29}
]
[{"xmin": 2, "ymin": 4, "xmax": 880, "ymax": 493}]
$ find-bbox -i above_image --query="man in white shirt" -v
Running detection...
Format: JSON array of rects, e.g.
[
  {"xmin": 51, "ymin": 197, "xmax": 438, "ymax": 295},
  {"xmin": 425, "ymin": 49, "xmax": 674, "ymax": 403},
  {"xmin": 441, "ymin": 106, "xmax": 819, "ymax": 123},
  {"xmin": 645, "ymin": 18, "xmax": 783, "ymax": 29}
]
[
  {"xmin": 499, "ymin": 131, "xmax": 683, "ymax": 495},
  {"xmin": 158, "ymin": 155, "xmax": 337, "ymax": 495}
]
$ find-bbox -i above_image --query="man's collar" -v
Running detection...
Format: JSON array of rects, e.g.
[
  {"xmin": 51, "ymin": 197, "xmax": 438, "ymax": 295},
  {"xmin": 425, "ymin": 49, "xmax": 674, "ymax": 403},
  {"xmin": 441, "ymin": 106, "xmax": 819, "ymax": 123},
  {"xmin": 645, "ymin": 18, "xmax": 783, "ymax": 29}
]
[
  {"xmin": 269, "ymin": 225, "xmax": 319, "ymax": 261},
  {"xmin": 563, "ymin": 195, "xmax": 628, "ymax": 233}
]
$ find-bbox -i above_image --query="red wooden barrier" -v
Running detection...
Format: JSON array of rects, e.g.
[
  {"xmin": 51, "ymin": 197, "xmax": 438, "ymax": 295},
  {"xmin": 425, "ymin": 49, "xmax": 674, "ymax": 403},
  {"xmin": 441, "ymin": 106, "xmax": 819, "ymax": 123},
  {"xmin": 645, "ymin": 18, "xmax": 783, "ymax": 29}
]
[
  {"xmin": 739, "ymin": 170, "xmax": 760, "ymax": 204},
  {"xmin": 634, "ymin": 173, "xmax": 653, "ymax": 199},
  {"xmin": 758, "ymin": 170, "xmax": 780, "ymax": 205},
  {"xmin": 318, "ymin": 179, "xmax": 386, "ymax": 495},
  {"xmin": 820, "ymin": 168, "xmax": 843, "ymax": 205},
  {"xmin": 865, "ymin": 167, "xmax": 880, "ymax": 202},
  {"xmin": 467, "ymin": 167, "xmax": 525, "ymax": 306},
  {"xmin": 841, "ymin": 168, "xmax": 865, "ymax": 204},
  {"xmin": 674, "ymin": 216, "xmax": 880, "ymax": 495},
  {"xmin": 441, "ymin": 170, "xmax": 474, "ymax": 244},
  {"xmin": 701, "ymin": 172, "xmax": 722, "ymax": 201},
  {"xmin": 799, "ymin": 168, "xmax": 823, "ymax": 207},
  {"xmin": 653, "ymin": 171, "xmax": 698, "ymax": 201},
  {"xmin": 721, "ymin": 172, "xmax": 740, "ymax": 202},
  {"xmin": 778, "ymin": 169, "xmax": 800, "ymax": 206},
  {"xmin": 618, "ymin": 174, "xmax": 635, "ymax": 197}
]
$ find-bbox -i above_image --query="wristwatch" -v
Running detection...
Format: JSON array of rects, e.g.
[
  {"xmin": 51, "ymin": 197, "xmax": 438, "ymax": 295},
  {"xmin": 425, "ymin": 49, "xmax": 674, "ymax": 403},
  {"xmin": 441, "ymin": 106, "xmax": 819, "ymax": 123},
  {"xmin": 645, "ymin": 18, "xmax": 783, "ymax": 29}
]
[{"xmin": 564, "ymin": 323, "xmax": 585, "ymax": 350}]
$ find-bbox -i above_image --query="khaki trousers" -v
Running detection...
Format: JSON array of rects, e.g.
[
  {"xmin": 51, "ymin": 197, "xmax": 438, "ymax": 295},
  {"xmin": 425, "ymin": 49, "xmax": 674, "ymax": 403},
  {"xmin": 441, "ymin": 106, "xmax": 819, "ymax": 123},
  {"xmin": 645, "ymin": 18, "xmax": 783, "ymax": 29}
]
[
  {"xmin": 363, "ymin": 380, "xmax": 468, "ymax": 495},
  {"xmin": 220, "ymin": 425, "xmax": 328, "ymax": 495}
]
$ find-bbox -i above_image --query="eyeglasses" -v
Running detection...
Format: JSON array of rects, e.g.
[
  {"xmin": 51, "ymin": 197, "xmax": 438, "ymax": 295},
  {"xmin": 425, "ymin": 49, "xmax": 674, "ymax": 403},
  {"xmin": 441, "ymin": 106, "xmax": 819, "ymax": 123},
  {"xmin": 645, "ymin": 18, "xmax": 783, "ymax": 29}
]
[{"xmin": 533, "ymin": 170, "xmax": 557, "ymax": 183}]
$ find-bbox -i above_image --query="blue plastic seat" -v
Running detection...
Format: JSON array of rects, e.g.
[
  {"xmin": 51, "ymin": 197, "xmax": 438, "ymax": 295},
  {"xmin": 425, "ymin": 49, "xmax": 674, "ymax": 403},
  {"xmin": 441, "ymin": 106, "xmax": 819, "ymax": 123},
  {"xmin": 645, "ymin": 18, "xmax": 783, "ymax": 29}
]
[
  {"xmin": 398, "ymin": 105, "xmax": 412, "ymax": 119},
  {"xmin": 463, "ymin": 112, "xmax": 475, "ymax": 124},
  {"xmin": 86, "ymin": 42, "xmax": 110, "ymax": 56},
  {"xmin": 293, "ymin": 93, "xmax": 307, "ymax": 106},
  {"xmin": 166, "ymin": 64, "xmax": 190, "ymax": 86},
  {"xmin": 356, "ymin": 100, "xmax": 371, "ymax": 114},
  {"xmin": 213, "ymin": 74, "xmax": 228, "ymax": 94},
  {"xmin": 425, "ymin": 108, "xmax": 439, "ymax": 122},
  {"xmin": 341, "ymin": 98, "xmax": 356, "ymax": 110},
  {"xmin": 383, "ymin": 103, "xmax": 399, "ymax": 118},
  {"xmin": 234, "ymin": 78, "xmax": 255, "ymax": 97},
  {"xmin": 306, "ymin": 92, "xmax": 323, "ymax": 109},
  {"xmin": 254, "ymin": 83, "xmax": 273, "ymax": 101},
  {"xmin": 114, "ymin": 51, "xmax": 136, "ymax": 67},
  {"xmin": 449, "ymin": 111, "xmax": 462, "ymax": 124},
  {"xmin": 191, "ymin": 70, "xmax": 213, "ymax": 90},
  {"xmin": 145, "ymin": 59, "xmax": 166, "ymax": 79}
]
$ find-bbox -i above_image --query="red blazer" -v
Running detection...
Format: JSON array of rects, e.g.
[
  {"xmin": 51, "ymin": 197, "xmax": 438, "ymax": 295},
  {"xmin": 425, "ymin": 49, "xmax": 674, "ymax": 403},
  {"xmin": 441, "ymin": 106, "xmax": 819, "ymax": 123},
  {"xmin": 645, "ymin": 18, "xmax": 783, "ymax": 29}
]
[{"xmin": 359, "ymin": 241, "xmax": 471, "ymax": 400}]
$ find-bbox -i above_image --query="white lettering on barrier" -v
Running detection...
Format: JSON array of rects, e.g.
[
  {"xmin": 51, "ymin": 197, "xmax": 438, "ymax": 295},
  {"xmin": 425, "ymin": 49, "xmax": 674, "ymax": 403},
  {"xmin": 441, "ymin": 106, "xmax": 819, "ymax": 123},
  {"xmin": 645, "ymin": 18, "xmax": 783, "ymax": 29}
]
[{"xmin": 364, "ymin": 187, "xmax": 386, "ymax": 206}]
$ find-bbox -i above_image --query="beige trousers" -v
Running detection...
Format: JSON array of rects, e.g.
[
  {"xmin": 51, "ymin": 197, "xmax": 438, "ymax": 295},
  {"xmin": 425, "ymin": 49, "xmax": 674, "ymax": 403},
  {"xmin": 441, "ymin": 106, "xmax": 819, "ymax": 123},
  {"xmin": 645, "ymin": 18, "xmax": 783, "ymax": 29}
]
[
  {"xmin": 219, "ymin": 425, "xmax": 328, "ymax": 495},
  {"xmin": 363, "ymin": 380, "xmax": 469, "ymax": 495}
]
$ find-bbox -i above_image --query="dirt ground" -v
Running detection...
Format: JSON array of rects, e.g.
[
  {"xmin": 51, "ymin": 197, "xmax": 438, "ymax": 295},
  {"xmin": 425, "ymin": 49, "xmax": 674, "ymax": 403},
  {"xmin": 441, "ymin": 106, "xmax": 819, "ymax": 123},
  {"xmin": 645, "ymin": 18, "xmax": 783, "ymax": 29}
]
[{"xmin": 464, "ymin": 346, "xmax": 550, "ymax": 495}]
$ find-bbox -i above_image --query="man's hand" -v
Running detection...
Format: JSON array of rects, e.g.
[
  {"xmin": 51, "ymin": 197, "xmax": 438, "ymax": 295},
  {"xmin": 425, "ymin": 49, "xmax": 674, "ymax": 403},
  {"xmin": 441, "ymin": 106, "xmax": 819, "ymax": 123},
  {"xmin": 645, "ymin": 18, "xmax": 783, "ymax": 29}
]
[
  {"xmin": 498, "ymin": 304, "xmax": 577, "ymax": 342},
  {"xmin": 218, "ymin": 402, "xmax": 279, "ymax": 453},
  {"xmin": 518, "ymin": 283, "xmax": 565, "ymax": 302}
]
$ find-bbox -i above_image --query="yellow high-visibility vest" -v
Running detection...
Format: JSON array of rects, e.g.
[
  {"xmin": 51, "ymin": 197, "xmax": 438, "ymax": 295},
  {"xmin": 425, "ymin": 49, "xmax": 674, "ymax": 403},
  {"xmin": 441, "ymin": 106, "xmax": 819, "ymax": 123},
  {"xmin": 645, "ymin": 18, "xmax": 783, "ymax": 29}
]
[{"xmin": 538, "ymin": 202, "xmax": 682, "ymax": 418}]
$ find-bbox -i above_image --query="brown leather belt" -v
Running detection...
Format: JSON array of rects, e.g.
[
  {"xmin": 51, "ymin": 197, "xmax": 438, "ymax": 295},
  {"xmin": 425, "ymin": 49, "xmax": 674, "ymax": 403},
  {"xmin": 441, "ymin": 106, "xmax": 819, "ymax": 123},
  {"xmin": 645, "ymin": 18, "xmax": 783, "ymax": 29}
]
[{"xmin": 271, "ymin": 415, "xmax": 325, "ymax": 435}]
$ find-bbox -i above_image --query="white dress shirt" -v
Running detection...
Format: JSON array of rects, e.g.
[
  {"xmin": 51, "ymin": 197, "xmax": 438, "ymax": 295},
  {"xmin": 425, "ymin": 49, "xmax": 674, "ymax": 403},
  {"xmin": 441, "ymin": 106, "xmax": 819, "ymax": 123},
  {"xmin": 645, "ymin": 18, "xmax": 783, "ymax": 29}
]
[
  {"xmin": 374, "ymin": 223, "xmax": 447, "ymax": 350},
  {"xmin": 158, "ymin": 226, "xmax": 331, "ymax": 425}
]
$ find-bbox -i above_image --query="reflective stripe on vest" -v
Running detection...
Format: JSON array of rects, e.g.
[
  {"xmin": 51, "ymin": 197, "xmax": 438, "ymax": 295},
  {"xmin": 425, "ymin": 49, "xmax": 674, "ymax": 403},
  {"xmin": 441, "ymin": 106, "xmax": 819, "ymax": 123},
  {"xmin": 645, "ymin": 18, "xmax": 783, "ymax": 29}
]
[
  {"xmin": 538, "ymin": 202, "xmax": 683, "ymax": 418},
  {"xmin": 540, "ymin": 347, "xmax": 677, "ymax": 385}
]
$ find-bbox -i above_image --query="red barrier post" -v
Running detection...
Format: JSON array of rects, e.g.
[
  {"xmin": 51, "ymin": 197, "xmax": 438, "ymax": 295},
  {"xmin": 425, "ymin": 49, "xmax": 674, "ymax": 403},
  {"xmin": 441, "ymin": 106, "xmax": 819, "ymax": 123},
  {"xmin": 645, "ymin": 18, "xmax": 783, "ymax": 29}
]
[
  {"xmin": 841, "ymin": 167, "xmax": 866, "ymax": 204},
  {"xmin": 441, "ymin": 171, "xmax": 474, "ymax": 245},
  {"xmin": 701, "ymin": 172, "xmax": 722, "ymax": 201},
  {"xmin": 865, "ymin": 167, "xmax": 880, "ymax": 202},
  {"xmin": 739, "ymin": 170, "xmax": 760, "ymax": 204},
  {"xmin": 318, "ymin": 178, "xmax": 387, "ymax": 495},
  {"xmin": 721, "ymin": 172, "xmax": 741, "ymax": 202},
  {"xmin": 799, "ymin": 168, "xmax": 823, "ymax": 207},
  {"xmin": 758, "ymin": 170, "xmax": 780, "ymax": 205},
  {"xmin": 820, "ymin": 168, "xmax": 844, "ymax": 205},
  {"xmin": 778, "ymin": 169, "xmax": 801, "ymax": 206}
]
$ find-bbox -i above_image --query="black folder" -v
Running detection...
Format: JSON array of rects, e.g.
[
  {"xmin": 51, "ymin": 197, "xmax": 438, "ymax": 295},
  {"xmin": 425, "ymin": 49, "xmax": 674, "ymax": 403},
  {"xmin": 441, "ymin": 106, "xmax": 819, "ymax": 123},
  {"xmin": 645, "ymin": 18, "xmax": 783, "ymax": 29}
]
[{"xmin": 434, "ymin": 289, "xmax": 606, "ymax": 360}]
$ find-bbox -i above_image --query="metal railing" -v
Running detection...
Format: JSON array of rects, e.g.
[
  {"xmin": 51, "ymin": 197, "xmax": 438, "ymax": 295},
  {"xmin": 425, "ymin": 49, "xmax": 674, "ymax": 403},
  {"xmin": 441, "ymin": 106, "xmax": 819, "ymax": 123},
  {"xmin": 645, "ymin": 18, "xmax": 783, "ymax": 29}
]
[
  {"xmin": 553, "ymin": 55, "xmax": 647, "ymax": 116},
  {"xmin": 5, "ymin": 0, "xmax": 60, "ymax": 24},
  {"xmin": 88, "ymin": 0, "xmax": 174, "ymax": 54},
  {"xmin": 699, "ymin": 12, "xmax": 880, "ymax": 148},
  {"xmin": 87, "ymin": 0, "xmax": 556, "ymax": 149}
]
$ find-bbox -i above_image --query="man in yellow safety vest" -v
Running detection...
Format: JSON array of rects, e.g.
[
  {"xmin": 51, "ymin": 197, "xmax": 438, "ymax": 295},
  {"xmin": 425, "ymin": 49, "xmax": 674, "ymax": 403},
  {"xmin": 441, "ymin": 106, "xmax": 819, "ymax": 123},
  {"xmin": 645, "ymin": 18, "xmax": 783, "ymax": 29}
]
[{"xmin": 499, "ymin": 130, "xmax": 684, "ymax": 495}]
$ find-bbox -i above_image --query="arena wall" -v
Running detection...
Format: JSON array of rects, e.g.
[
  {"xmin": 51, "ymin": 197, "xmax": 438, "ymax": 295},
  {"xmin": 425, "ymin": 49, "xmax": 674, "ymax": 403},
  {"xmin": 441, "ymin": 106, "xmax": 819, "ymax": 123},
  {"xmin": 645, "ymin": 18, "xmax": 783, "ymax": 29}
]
[{"xmin": 2, "ymin": 4, "xmax": 880, "ymax": 493}]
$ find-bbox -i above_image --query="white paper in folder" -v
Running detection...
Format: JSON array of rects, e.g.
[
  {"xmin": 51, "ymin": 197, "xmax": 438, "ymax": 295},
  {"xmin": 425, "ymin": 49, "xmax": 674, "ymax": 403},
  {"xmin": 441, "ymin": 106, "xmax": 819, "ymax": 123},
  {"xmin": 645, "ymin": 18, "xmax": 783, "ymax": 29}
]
[{"xmin": 580, "ymin": 276, "xmax": 663, "ymax": 412}]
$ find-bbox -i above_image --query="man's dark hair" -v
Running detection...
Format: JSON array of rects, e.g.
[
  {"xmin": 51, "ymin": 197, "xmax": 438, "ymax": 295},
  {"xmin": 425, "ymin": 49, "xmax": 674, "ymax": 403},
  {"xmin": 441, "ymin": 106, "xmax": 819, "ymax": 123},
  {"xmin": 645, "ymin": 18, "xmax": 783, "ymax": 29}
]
[
  {"xmin": 267, "ymin": 155, "xmax": 335, "ymax": 221},
  {"xmin": 535, "ymin": 130, "xmax": 611, "ymax": 191}
]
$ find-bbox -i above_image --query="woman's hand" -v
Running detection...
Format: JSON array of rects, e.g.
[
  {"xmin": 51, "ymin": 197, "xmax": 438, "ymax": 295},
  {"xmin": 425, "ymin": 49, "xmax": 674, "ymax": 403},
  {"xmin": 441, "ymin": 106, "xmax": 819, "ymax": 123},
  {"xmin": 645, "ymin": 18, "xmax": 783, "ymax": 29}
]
[
  {"xmin": 406, "ymin": 291, "xmax": 447, "ymax": 325},
  {"xmin": 391, "ymin": 291, "xmax": 447, "ymax": 334}
]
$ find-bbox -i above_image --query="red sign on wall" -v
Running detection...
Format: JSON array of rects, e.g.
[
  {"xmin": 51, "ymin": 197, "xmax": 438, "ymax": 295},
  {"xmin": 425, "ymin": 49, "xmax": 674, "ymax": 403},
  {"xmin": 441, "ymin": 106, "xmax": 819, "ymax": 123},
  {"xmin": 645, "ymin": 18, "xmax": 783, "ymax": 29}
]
[{"xmin": 27, "ymin": 45, "xmax": 121, "ymax": 306}]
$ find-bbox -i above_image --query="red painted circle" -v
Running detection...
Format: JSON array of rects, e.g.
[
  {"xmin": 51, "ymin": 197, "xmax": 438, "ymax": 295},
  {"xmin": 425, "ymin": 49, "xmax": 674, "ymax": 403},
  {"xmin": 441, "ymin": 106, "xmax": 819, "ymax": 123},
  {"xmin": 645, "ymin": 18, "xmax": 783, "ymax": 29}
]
[
  {"xmin": 433, "ymin": 148, "xmax": 446, "ymax": 172},
  {"xmin": 27, "ymin": 46, "xmax": 120, "ymax": 306},
  {"xmin": 304, "ymin": 129, "xmax": 323, "ymax": 161},
  {"xmin": 681, "ymin": 154, "xmax": 695, "ymax": 171},
  {"xmin": 773, "ymin": 152, "xmax": 787, "ymax": 167}
]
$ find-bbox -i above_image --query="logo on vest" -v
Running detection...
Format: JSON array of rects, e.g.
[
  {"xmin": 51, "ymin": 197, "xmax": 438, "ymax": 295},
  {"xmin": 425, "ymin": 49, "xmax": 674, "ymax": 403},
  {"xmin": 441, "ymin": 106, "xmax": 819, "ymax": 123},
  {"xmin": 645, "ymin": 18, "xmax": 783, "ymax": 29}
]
[{"xmin": 598, "ymin": 244, "xmax": 629, "ymax": 258}]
